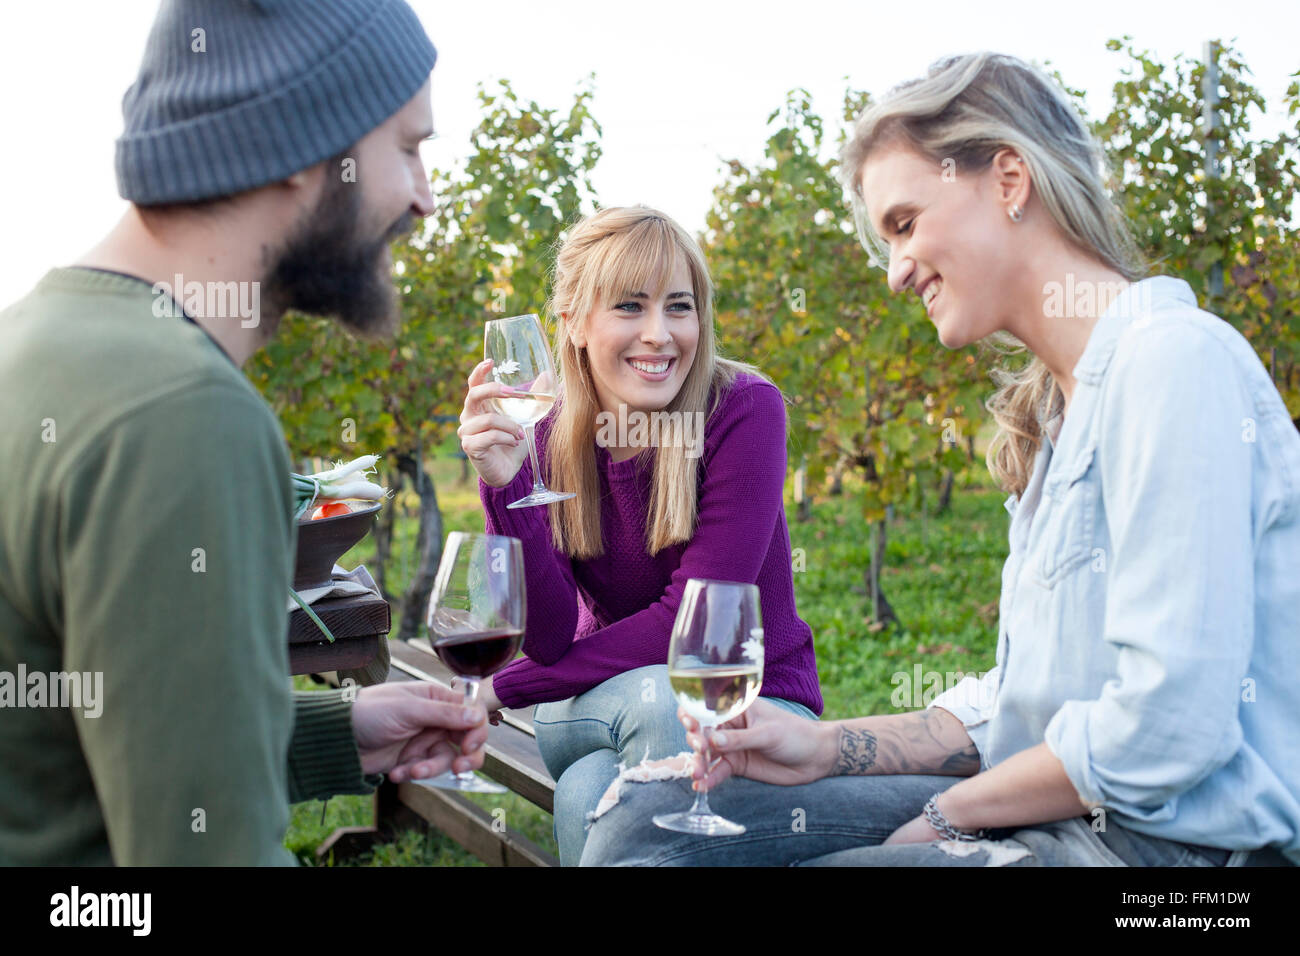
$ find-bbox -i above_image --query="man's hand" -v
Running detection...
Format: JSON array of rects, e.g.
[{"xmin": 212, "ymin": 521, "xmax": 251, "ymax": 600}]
[
  {"xmin": 351, "ymin": 683, "xmax": 489, "ymax": 782},
  {"xmin": 454, "ymin": 675, "xmax": 504, "ymax": 726},
  {"xmin": 681, "ymin": 699, "xmax": 837, "ymax": 790}
]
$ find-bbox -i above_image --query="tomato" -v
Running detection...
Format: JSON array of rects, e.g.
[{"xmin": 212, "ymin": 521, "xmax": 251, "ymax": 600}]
[{"xmin": 310, "ymin": 501, "xmax": 352, "ymax": 520}]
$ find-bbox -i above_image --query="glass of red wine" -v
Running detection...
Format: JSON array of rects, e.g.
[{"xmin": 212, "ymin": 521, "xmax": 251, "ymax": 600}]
[{"xmin": 419, "ymin": 531, "xmax": 526, "ymax": 793}]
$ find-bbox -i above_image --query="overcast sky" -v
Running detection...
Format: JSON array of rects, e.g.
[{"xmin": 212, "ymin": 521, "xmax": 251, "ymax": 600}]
[{"xmin": 1, "ymin": 0, "xmax": 1296, "ymax": 307}]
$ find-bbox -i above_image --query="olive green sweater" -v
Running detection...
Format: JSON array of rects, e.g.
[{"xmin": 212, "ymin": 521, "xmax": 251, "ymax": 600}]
[{"xmin": 0, "ymin": 268, "xmax": 377, "ymax": 865}]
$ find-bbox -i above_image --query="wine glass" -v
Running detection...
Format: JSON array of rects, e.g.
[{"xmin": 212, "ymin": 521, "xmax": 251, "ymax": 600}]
[
  {"xmin": 418, "ymin": 532, "xmax": 526, "ymax": 793},
  {"xmin": 484, "ymin": 313, "xmax": 575, "ymax": 509},
  {"xmin": 654, "ymin": 579, "xmax": 765, "ymax": 835}
]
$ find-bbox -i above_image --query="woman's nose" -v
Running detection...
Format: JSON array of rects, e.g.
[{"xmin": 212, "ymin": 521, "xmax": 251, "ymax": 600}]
[
  {"xmin": 887, "ymin": 254, "xmax": 915, "ymax": 295},
  {"xmin": 642, "ymin": 308, "xmax": 673, "ymax": 345}
]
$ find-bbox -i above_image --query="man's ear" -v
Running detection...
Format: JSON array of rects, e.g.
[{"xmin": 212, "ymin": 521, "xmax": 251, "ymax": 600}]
[{"xmin": 282, "ymin": 158, "xmax": 331, "ymax": 200}]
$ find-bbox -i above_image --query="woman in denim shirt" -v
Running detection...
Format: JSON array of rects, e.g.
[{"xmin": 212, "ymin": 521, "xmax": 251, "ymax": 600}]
[{"xmin": 580, "ymin": 52, "xmax": 1299, "ymax": 867}]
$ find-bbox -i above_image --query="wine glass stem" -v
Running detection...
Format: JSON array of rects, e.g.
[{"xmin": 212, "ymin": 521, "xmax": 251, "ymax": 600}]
[
  {"xmin": 690, "ymin": 727, "xmax": 715, "ymax": 819},
  {"xmin": 524, "ymin": 422, "xmax": 548, "ymax": 495},
  {"xmin": 456, "ymin": 677, "xmax": 482, "ymax": 782}
]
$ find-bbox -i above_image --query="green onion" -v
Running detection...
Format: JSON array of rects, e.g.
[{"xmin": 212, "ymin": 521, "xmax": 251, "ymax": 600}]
[
  {"xmin": 289, "ymin": 588, "xmax": 337, "ymax": 643},
  {"xmin": 290, "ymin": 455, "xmax": 388, "ymax": 520}
]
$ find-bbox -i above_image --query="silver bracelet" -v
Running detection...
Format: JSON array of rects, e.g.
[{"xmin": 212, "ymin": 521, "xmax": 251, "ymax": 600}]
[{"xmin": 922, "ymin": 793, "xmax": 988, "ymax": 842}]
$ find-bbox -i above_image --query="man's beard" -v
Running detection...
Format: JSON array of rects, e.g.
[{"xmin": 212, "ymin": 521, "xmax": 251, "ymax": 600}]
[{"xmin": 260, "ymin": 174, "xmax": 415, "ymax": 340}]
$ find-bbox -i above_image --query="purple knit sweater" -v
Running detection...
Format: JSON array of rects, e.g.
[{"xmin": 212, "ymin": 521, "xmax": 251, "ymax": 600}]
[{"xmin": 480, "ymin": 372, "xmax": 823, "ymax": 715}]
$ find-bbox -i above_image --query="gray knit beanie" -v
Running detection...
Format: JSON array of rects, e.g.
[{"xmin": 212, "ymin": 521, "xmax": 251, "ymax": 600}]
[{"xmin": 116, "ymin": 0, "xmax": 437, "ymax": 204}]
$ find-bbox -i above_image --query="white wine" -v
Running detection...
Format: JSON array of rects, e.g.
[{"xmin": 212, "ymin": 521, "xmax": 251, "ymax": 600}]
[
  {"xmin": 497, "ymin": 390, "xmax": 555, "ymax": 426},
  {"xmin": 669, "ymin": 665, "xmax": 762, "ymax": 724}
]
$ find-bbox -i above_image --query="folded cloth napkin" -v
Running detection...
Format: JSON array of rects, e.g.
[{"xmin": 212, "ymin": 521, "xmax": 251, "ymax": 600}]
[
  {"xmin": 290, "ymin": 564, "xmax": 391, "ymax": 686},
  {"xmin": 287, "ymin": 563, "xmax": 383, "ymax": 611}
]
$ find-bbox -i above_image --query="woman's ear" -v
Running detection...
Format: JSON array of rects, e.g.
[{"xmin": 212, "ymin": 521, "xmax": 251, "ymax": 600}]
[
  {"xmin": 563, "ymin": 311, "xmax": 587, "ymax": 349},
  {"xmin": 991, "ymin": 148, "xmax": 1030, "ymax": 217}
]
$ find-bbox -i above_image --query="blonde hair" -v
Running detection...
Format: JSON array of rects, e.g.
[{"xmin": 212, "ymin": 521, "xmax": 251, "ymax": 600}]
[
  {"xmin": 544, "ymin": 206, "xmax": 766, "ymax": 559},
  {"xmin": 839, "ymin": 53, "xmax": 1146, "ymax": 496}
]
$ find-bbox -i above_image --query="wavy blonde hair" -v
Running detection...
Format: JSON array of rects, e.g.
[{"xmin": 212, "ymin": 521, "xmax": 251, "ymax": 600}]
[
  {"xmin": 544, "ymin": 206, "xmax": 766, "ymax": 559},
  {"xmin": 839, "ymin": 53, "xmax": 1146, "ymax": 495}
]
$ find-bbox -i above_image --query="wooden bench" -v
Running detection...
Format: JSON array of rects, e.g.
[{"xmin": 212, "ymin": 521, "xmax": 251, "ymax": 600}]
[{"xmin": 314, "ymin": 637, "xmax": 559, "ymax": 867}]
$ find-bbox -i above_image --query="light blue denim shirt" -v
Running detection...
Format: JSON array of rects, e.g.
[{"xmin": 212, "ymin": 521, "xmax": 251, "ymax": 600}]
[{"xmin": 929, "ymin": 275, "xmax": 1300, "ymax": 863}]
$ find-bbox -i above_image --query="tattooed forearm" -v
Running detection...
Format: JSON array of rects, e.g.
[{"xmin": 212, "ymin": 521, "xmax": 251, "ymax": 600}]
[
  {"xmin": 935, "ymin": 739, "xmax": 982, "ymax": 775},
  {"xmin": 830, "ymin": 709, "xmax": 980, "ymax": 777},
  {"xmin": 834, "ymin": 726, "xmax": 878, "ymax": 775}
]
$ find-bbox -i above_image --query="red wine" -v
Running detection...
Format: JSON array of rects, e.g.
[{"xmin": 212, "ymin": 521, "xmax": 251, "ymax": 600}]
[{"xmin": 432, "ymin": 627, "xmax": 523, "ymax": 678}]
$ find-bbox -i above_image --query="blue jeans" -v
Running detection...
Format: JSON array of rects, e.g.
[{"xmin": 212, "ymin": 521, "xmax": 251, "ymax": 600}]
[
  {"xmin": 579, "ymin": 769, "xmax": 1289, "ymax": 866},
  {"xmin": 533, "ymin": 664, "xmax": 817, "ymax": 866}
]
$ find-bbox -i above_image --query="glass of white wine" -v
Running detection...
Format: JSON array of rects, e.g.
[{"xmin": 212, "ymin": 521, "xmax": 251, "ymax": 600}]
[
  {"xmin": 484, "ymin": 313, "xmax": 576, "ymax": 509},
  {"xmin": 654, "ymin": 578, "xmax": 764, "ymax": 836}
]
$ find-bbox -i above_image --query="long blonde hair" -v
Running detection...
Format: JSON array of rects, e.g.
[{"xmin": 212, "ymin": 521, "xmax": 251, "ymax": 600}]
[
  {"xmin": 839, "ymin": 53, "xmax": 1146, "ymax": 495},
  {"xmin": 544, "ymin": 206, "xmax": 765, "ymax": 559}
]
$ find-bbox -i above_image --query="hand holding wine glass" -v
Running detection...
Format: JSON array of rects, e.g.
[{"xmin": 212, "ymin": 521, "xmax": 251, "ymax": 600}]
[
  {"xmin": 679, "ymin": 697, "xmax": 832, "ymax": 790},
  {"xmin": 655, "ymin": 578, "xmax": 765, "ymax": 836},
  {"xmin": 419, "ymin": 532, "xmax": 527, "ymax": 793},
  {"xmin": 350, "ymin": 682, "xmax": 490, "ymax": 783},
  {"xmin": 482, "ymin": 313, "xmax": 574, "ymax": 509},
  {"xmin": 458, "ymin": 358, "xmax": 531, "ymax": 489}
]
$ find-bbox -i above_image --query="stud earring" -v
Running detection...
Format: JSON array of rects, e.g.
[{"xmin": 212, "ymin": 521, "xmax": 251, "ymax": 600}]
[{"xmin": 1009, "ymin": 205, "xmax": 1023, "ymax": 222}]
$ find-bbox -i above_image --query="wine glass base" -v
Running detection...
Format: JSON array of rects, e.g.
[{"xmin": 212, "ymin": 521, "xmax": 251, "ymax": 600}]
[
  {"xmin": 413, "ymin": 771, "xmax": 508, "ymax": 794},
  {"xmin": 652, "ymin": 810, "xmax": 747, "ymax": 836},
  {"xmin": 507, "ymin": 490, "xmax": 576, "ymax": 509}
]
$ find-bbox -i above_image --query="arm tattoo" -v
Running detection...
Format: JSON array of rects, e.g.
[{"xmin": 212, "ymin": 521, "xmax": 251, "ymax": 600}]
[
  {"xmin": 834, "ymin": 726, "xmax": 878, "ymax": 775},
  {"xmin": 912, "ymin": 709, "xmax": 979, "ymax": 775},
  {"xmin": 833, "ymin": 710, "xmax": 980, "ymax": 777},
  {"xmin": 936, "ymin": 741, "xmax": 981, "ymax": 775}
]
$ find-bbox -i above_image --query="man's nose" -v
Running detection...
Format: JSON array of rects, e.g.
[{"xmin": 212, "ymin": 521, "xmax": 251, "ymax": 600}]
[{"xmin": 411, "ymin": 171, "xmax": 435, "ymax": 219}]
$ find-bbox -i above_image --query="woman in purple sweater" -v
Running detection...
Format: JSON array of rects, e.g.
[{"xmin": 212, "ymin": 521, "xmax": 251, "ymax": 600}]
[{"xmin": 457, "ymin": 206, "xmax": 823, "ymax": 864}]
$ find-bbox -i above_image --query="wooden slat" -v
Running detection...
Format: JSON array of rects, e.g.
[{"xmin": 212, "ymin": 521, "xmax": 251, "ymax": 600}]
[
  {"xmin": 481, "ymin": 735, "xmax": 555, "ymax": 814},
  {"xmin": 289, "ymin": 634, "xmax": 381, "ymax": 675},
  {"xmin": 287, "ymin": 593, "xmax": 391, "ymax": 643},
  {"xmin": 397, "ymin": 782, "xmax": 558, "ymax": 867}
]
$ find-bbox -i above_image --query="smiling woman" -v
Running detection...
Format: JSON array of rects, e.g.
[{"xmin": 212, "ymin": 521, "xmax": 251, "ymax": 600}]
[
  {"xmin": 578, "ymin": 53, "xmax": 1300, "ymax": 870},
  {"xmin": 456, "ymin": 206, "xmax": 824, "ymax": 865},
  {"xmin": 822, "ymin": 52, "xmax": 1300, "ymax": 865},
  {"xmin": 838, "ymin": 54, "xmax": 1145, "ymax": 494}
]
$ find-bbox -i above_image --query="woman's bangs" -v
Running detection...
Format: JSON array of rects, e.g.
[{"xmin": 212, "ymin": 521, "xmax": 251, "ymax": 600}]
[{"xmin": 590, "ymin": 218, "xmax": 687, "ymax": 310}]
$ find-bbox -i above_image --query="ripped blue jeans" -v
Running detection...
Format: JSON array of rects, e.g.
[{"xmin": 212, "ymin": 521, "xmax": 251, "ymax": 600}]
[
  {"xmin": 578, "ymin": 770, "xmax": 1291, "ymax": 867},
  {"xmin": 533, "ymin": 664, "xmax": 816, "ymax": 867}
]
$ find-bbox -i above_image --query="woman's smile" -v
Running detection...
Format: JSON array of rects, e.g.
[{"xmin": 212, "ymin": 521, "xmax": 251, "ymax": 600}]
[
  {"xmin": 626, "ymin": 354, "xmax": 676, "ymax": 382},
  {"xmin": 920, "ymin": 276, "xmax": 943, "ymax": 317}
]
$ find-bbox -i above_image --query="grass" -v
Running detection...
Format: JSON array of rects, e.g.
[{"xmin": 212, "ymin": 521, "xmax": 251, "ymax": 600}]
[{"xmin": 286, "ymin": 446, "xmax": 1011, "ymax": 865}]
